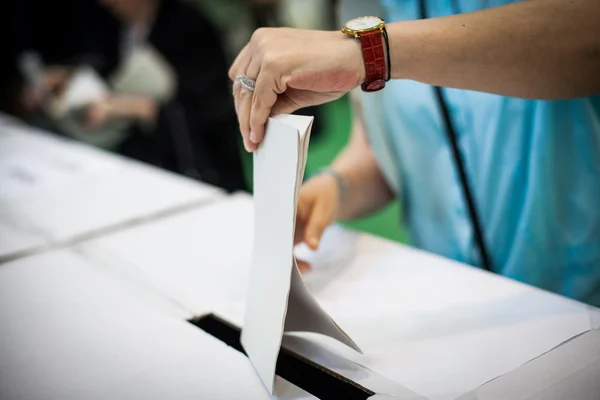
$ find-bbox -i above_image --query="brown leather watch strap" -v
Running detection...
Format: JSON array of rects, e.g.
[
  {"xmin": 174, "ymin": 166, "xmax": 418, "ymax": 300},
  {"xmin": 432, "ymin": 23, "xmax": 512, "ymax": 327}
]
[{"xmin": 359, "ymin": 30, "xmax": 386, "ymax": 92}]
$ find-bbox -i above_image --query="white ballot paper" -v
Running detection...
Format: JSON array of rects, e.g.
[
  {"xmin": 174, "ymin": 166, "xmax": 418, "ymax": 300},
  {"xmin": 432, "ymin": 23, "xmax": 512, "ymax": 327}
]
[{"xmin": 241, "ymin": 115, "xmax": 360, "ymax": 394}]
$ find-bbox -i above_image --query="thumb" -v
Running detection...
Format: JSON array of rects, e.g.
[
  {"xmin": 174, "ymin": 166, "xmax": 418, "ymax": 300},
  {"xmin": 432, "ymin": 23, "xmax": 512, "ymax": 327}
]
[
  {"xmin": 294, "ymin": 197, "xmax": 310, "ymax": 245},
  {"xmin": 304, "ymin": 200, "xmax": 331, "ymax": 250}
]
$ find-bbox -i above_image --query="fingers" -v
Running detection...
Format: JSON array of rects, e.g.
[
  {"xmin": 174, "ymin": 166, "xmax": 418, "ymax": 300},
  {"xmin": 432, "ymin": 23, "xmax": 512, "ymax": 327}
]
[
  {"xmin": 297, "ymin": 259, "xmax": 312, "ymax": 273},
  {"xmin": 230, "ymin": 39, "xmax": 291, "ymax": 149},
  {"xmin": 237, "ymin": 85, "xmax": 257, "ymax": 152},
  {"xmin": 230, "ymin": 44, "xmax": 258, "ymax": 152},
  {"xmin": 294, "ymin": 199, "xmax": 309, "ymax": 245},
  {"xmin": 233, "ymin": 82, "xmax": 254, "ymax": 152},
  {"xmin": 232, "ymin": 80, "xmax": 240, "ymax": 115},
  {"xmin": 249, "ymin": 71, "xmax": 280, "ymax": 146},
  {"xmin": 84, "ymin": 100, "xmax": 100, "ymax": 129},
  {"xmin": 235, "ymin": 59, "xmax": 260, "ymax": 152},
  {"xmin": 294, "ymin": 185, "xmax": 333, "ymax": 271},
  {"xmin": 85, "ymin": 108, "xmax": 102, "ymax": 129},
  {"xmin": 304, "ymin": 199, "xmax": 331, "ymax": 250}
]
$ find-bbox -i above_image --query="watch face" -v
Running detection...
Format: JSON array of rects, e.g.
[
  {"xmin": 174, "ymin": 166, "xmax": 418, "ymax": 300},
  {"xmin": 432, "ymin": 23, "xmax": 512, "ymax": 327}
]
[{"xmin": 345, "ymin": 16, "xmax": 383, "ymax": 32}]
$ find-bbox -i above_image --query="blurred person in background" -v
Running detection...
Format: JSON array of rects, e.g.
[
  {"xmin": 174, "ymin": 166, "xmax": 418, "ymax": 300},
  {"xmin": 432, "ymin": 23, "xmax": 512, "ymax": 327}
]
[
  {"xmin": 229, "ymin": 0, "xmax": 600, "ymax": 306},
  {"xmin": 91, "ymin": 0, "xmax": 247, "ymax": 192},
  {"xmin": 196, "ymin": 0, "xmax": 333, "ymax": 139},
  {"xmin": 7, "ymin": 0, "xmax": 121, "ymax": 122},
  {"xmin": 10, "ymin": 0, "xmax": 247, "ymax": 192},
  {"xmin": 2, "ymin": 0, "xmax": 119, "ymax": 118}
]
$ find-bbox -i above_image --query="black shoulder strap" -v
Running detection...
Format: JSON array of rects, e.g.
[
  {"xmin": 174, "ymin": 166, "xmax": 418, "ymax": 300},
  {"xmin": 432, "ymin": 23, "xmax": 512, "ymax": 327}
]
[{"xmin": 418, "ymin": 0, "xmax": 494, "ymax": 272}]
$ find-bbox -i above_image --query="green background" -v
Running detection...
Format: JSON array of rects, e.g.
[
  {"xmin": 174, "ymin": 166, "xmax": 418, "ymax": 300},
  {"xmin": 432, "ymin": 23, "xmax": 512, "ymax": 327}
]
[{"xmin": 242, "ymin": 96, "xmax": 407, "ymax": 243}]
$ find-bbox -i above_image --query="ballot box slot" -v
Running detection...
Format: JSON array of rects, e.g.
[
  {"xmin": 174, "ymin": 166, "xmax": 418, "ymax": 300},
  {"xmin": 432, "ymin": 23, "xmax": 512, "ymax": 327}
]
[{"xmin": 188, "ymin": 314, "xmax": 374, "ymax": 400}]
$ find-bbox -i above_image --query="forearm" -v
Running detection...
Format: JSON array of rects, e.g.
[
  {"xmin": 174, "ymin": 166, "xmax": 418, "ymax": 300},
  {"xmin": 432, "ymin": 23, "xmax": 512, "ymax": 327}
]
[
  {"xmin": 110, "ymin": 95, "xmax": 158, "ymax": 122},
  {"xmin": 388, "ymin": 0, "xmax": 600, "ymax": 99},
  {"xmin": 332, "ymin": 115, "xmax": 394, "ymax": 221}
]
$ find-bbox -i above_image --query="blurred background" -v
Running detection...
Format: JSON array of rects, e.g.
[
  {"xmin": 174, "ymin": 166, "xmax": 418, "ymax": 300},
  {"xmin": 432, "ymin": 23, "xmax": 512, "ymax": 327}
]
[{"xmin": 1, "ymin": 0, "xmax": 405, "ymax": 242}]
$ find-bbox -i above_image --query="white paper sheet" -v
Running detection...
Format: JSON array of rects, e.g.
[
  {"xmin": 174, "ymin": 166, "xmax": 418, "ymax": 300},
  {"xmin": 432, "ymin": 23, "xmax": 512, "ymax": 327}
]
[
  {"xmin": 52, "ymin": 66, "xmax": 108, "ymax": 116},
  {"xmin": 241, "ymin": 115, "xmax": 358, "ymax": 394},
  {"xmin": 304, "ymin": 230, "xmax": 594, "ymax": 400},
  {"xmin": 0, "ymin": 251, "xmax": 312, "ymax": 400},
  {"xmin": 53, "ymin": 66, "xmax": 131, "ymax": 148}
]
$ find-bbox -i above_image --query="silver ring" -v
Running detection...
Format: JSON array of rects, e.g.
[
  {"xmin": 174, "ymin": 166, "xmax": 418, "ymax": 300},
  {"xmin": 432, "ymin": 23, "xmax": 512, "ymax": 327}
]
[{"xmin": 236, "ymin": 74, "xmax": 256, "ymax": 92}]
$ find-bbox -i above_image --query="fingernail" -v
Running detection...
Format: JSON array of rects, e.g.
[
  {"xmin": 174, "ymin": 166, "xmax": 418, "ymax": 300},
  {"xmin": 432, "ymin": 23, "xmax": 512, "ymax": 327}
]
[
  {"xmin": 250, "ymin": 131, "xmax": 257, "ymax": 143},
  {"xmin": 309, "ymin": 237, "xmax": 319, "ymax": 249}
]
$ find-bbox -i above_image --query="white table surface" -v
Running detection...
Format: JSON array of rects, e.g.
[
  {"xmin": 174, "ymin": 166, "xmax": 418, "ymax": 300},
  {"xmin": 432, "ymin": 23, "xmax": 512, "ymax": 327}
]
[
  {"xmin": 80, "ymin": 195, "xmax": 600, "ymax": 400},
  {"xmin": 0, "ymin": 119, "xmax": 223, "ymax": 262}
]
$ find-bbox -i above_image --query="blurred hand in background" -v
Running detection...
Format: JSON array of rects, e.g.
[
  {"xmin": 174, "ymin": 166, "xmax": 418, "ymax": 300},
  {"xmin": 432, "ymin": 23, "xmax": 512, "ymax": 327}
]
[
  {"xmin": 21, "ymin": 66, "xmax": 73, "ymax": 112},
  {"xmin": 294, "ymin": 172, "xmax": 341, "ymax": 272},
  {"xmin": 84, "ymin": 95, "xmax": 157, "ymax": 130}
]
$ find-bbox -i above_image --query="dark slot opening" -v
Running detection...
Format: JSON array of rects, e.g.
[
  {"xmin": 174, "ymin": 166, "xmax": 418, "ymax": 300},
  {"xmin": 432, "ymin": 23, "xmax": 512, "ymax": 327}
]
[{"xmin": 188, "ymin": 314, "xmax": 375, "ymax": 400}]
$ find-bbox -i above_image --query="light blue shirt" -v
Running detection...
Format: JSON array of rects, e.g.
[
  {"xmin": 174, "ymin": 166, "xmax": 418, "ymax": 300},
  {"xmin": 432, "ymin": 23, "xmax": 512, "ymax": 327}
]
[{"xmin": 360, "ymin": 0, "xmax": 600, "ymax": 306}]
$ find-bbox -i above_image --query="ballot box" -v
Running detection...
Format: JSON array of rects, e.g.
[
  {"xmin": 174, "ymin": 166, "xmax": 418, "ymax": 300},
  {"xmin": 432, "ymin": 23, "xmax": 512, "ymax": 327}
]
[
  {"xmin": 78, "ymin": 195, "xmax": 600, "ymax": 400},
  {"xmin": 0, "ymin": 250, "xmax": 316, "ymax": 400}
]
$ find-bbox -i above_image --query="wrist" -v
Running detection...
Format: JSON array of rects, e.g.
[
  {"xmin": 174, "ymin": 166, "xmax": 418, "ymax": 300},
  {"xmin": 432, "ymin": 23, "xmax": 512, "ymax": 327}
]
[
  {"xmin": 342, "ymin": 16, "xmax": 388, "ymax": 91},
  {"xmin": 316, "ymin": 168, "xmax": 348, "ymax": 217},
  {"xmin": 338, "ymin": 32, "xmax": 367, "ymax": 86},
  {"xmin": 132, "ymin": 97, "xmax": 157, "ymax": 121},
  {"xmin": 385, "ymin": 21, "xmax": 420, "ymax": 81}
]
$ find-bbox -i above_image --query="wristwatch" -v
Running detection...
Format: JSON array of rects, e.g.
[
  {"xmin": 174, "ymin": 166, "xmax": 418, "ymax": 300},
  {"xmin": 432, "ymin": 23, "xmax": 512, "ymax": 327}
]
[{"xmin": 342, "ymin": 16, "xmax": 387, "ymax": 92}]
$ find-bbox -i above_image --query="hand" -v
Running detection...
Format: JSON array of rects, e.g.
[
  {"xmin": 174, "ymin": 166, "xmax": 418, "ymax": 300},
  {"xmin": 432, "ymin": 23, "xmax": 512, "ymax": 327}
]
[
  {"xmin": 294, "ymin": 173, "xmax": 341, "ymax": 272},
  {"xmin": 229, "ymin": 27, "xmax": 365, "ymax": 152},
  {"xmin": 43, "ymin": 66, "xmax": 72, "ymax": 96},
  {"xmin": 84, "ymin": 97, "xmax": 113, "ymax": 129},
  {"xmin": 85, "ymin": 95, "xmax": 157, "ymax": 129},
  {"xmin": 22, "ymin": 66, "xmax": 72, "ymax": 111}
]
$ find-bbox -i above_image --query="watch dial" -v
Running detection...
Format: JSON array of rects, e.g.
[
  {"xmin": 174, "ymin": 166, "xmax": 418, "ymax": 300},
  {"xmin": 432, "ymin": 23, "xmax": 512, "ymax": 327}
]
[{"xmin": 346, "ymin": 16, "xmax": 382, "ymax": 31}]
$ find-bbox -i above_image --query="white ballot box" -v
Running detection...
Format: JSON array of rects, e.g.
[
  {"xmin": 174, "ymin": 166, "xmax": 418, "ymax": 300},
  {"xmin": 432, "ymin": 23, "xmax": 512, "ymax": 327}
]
[
  {"xmin": 78, "ymin": 193, "xmax": 255, "ymax": 313},
  {"xmin": 0, "ymin": 119, "xmax": 223, "ymax": 261},
  {"xmin": 79, "ymin": 195, "xmax": 600, "ymax": 400},
  {"xmin": 76, "ymin": 194, "xmax": 425, "ymax": 399},
  {"xmin": 0, "ymin": 250, "xmax": 313, "ymax": 400}
]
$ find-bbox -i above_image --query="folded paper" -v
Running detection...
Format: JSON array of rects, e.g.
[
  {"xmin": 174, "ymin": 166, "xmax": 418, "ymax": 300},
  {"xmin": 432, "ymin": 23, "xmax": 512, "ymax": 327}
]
[{"xmin": 241, "ymin": 115, "xmax": 360, "ymax": 395}]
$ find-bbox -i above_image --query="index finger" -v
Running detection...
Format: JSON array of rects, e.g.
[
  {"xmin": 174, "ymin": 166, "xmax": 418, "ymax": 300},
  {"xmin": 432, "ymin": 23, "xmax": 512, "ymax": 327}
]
[{"xmin": 249, "ymin": 72, "xmax": 280, "ymax": 145}]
